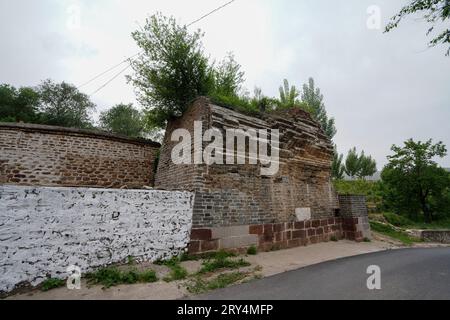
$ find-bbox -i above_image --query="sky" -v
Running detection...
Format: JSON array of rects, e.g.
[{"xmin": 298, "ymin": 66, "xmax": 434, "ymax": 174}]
[{"xmin": 0, "ymin": 0, "xmax": 449, "ymax": 168}]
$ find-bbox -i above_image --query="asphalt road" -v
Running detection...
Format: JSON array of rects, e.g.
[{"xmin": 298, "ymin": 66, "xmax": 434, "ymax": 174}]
[{"xmin": 198, "ymin": 248, "xmax": 450, "ymax": 300}]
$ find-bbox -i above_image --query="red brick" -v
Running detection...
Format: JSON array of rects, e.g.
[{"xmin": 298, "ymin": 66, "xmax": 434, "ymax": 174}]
[
  {"xmin": 312, "ymin": 220, "xmax": 321, "ymax": 228},
  {"xmin": 294, "ymin": 221, "xmax": 305, "ymax": 230},
  {"xmin": 287, "ymin": 239, "xmax": 300, "ymax": 248},
  {"xmin": 249, "ymin": 225, "xmax": 263, "ymax": 235},
  {"xmin": 292, "ymin": 230, "xmax": 306, "ymax": 239},
  {"xmin": 274, "ymin": 223, "xmax": 285, "ymax": 233},
  {"xmin": 188, "ymin": 241, "xmax": 200, "ymax": 254},
  {"xmin": 321, "ymin": 219, "xmax": 328, "ymax": 227},
  {"xmin": 307, "ymin": 229, "xmax": 316, "ymax": 237},
  {"xmin": 317, "ymin": 227, "xmax": 324, "ymax": 235},
  {"xmin": 201, "ymin": 240, "xmax": 219, "ymax": 252},
  {"xmin": 264, "ymin": 224, "xmax": 274, "ymax": 234},
  {"xmin": 191, "ymin": 229, "xmax": 212, "ymax": 241},
  {"xmin": 305, "ymin": 221, "xmax": 312, "ymax": 228},
  {"xmin": 328, "ymin": 218, "xmax": 335, "ymax": 225}
]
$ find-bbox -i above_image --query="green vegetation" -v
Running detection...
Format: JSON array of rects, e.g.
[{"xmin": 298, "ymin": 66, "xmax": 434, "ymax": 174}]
[
  {"xmin": 186, "ymin": 272, "xmax": 248, "ymax": 294},
  {"xmin": 157, "ymin": 257, "xmax": 189, "ymax": 282},
  {"xmin": 333, "ymin": 179, "xmax": 383, "ymax": 210},
  {"xmin": 86, "ymin": 267, "xmax": 157, "ymax": 288},
  {"xmin": 41, "ymin": 278, "xmax": 66, "ymax": 292},
  {"xmin": 246, "ymin": 246, "xmax": 258, "ymax": 256},
  {"xmin": 99, "ymin": 104, "xmax": 145, "ymax": 138},
  {"xmin": 330, "ymin": 236, "xmax": 339, "ymax": 242},
  {"xmin": 385, "ymin": 0, "xmax": 450, "ymax": 56},
  {"xmin": 370, "ymin": 221, "xmax": 421, "ymax": 245},
  {"xmin": 382, "ymin": 139, "xmax": 450, "ymax": 223},
  {"xmin": 198, "ymin": 252, "xmax": 250, "ymax": 274}
]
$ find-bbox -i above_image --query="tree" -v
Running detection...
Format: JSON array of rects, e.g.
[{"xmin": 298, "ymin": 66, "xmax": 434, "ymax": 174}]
[
  {"xmin": 381, "ymin": 139, "xmax": 450, "ymax": 222},
  {"xmin": 37, "ymin": 79, "xmax": 95, "ymax": 129},
  {"xmin": 99, "ymin": 104, "xmax": 145, "ymax": 138},
  {"xmin": 301, "ymin": 78, "xmax": 337, "ymax": 140},
  {"xmin": 385, "ymin": 0, "xmax": 450, "ymax": 56},
  {"xmin": 0, "ymin": 84, "xmax": 40, "ymax": 123},
  {"xmin": 332, "ymin": 145, "xmax": 345, "ymax": 180},
  {"xmin": 129, "ymin": 13, "xmax": 215, "ymax": 129},
  {"xmin": 278, "ymin": 79, "xmax": 300, "ymax": 109},
  {"xmin": 358, "ymin": 152, "xmax": 378, "ymax": 180},
  {"xmin": 345, "ymin": 147, "xmax": 361, "ymax": 179},
  {"xmin": 213, "ymin": 53, "xmax": 245, "ymax": 98}
]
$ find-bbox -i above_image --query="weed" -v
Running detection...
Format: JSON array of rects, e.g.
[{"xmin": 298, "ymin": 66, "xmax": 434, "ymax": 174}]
[
  {"xmin": 363, "ymin": 237, "xmax": 372, "ymax": 243},
  {"xmin": 330, "ymin": 236, "xmax": 338, "ymax": 242},
  {"xmin": 86, "ymin": 267, "xmax": 157, "ymax": 288},
  {"xmin": 246, "ymin": 246, "xmax": 258, "ymax": 255},
  {"xmin": 198, "ymin": 257, "xmax": 250, "ymax": 274},
  {"xmin": 185, "ymin": 272, "xmax": 247, "ymax": 294},
  {"xmin": 41, "ymin": 278, "xmax": 65, "ymax": 292},
  {"xmin": 370, "ymin": 221, "xmax": 421, "ymax": 245}
]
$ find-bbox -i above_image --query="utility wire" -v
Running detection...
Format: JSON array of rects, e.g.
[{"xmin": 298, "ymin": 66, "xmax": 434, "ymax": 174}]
[{"xmin": 86, "ymin": 0, "xmax": 237, "ymax": 96}]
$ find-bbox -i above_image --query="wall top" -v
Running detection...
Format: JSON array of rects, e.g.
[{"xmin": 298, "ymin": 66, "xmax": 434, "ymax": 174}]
[{"xmin": 0, "ymin": 122, "xmax": 161, "ymax": 148}]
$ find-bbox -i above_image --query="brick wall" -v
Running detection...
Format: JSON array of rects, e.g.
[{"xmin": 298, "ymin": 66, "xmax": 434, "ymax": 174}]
[
  {"xmin": 0, "ymin": 123, "xmax": 160, "ymax": 189},
  {"xmin": 156, "ymin": 97, "xmax": 339, "ymax": 228},
  {"xmin": 339, "ymin": 195, "xmax": 371, "ymax": 241}
]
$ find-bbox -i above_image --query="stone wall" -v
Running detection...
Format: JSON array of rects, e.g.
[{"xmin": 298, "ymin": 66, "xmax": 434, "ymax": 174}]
[
  {"xmin": 0, "ymin": 122, "xmax": 160, "ymax": 189},
  {"xmin": 0, "ymin": 185, "xmax": 194, "ymax": 294},
  {"xmin": 338, "ymin": 195, "xmax": 371, "ymax": 241},
  {"xmin": 156, "ymin": 97, "xmax": 339, "ymax": 229}
]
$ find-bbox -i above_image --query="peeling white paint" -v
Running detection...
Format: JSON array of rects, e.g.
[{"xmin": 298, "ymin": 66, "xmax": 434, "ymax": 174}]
[{"xmin": 0, "ymin": 186, "xmax": 194, "ymax": 293}]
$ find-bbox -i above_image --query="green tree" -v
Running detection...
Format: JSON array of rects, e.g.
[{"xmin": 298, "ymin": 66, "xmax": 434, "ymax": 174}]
[
  {"xmin": 345, "ymin": 147, "xmax": 361, "ymax": 179},
  {"xmin": 278, "ymin": 79, "xmax": 300, "ymax": 109},
  {"xmin": 381, "ymin": 139, "xmax": 450, "ymax": 222},
  {"xmin": 37, "ymin": 79, "xmax": 95, "ymax": 129},
  {"xmin": 213, "ymin": 53, "xmax": 245, "ymax": 98},
  {"xmin": 0, "ymin": 84, "xmax": 40, "ymax": 123},
  {"xmin": 332, "ymin": 145, "xmax": 345, "ymax": 180},
  {"xmin": 129, "ymin": 13, "xmax": 215, "ymax": 129},
  {"xmin": 385, "ymin": 0, "xmax": 450, "ymax": 56},
  {"xmin": 301, "ymin": 78, "xmax": 337, "ymax": 140},
  {"xmin": 358, "ymin": 152, "xmax": 378, "ymax": 180},
  {"xmin": 99, "ymin": 104, "xmax": 145, "ymax": 138}
]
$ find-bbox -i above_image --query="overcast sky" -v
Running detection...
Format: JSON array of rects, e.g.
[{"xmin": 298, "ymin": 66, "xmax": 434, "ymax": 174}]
[{"xmin": 0, "ymin": 0, "xmax": 449, "ymax": 168}]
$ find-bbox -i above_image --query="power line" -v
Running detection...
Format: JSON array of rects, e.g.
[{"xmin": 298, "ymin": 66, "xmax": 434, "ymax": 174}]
[
  {"xmin": 89, "ymin": 63, "xmax": 132, "ymax": 96},
  {"xmin": 87, "ymin": 0, "xmax": 237, "ymax": 97},
  {"xmin": 187, "ymin": 0, "xmax": 236, "ymax": 27}
]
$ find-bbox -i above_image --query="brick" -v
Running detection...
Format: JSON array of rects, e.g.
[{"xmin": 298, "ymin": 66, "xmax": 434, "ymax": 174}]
[
  {"xmin": 191, "ymin": 229, "xmax": 212, "ymax": 241},
  {"xmin": 307, "ymin": 229, "xmax": 316, "ymax": 237},
  {"xmin": 294, "ymin": 221, "xmax": 305, "ymax": 230},
  {"xmin": 188, "ymin": 241, "xmax": 200, "ymax": 254},
  {"xmin": 292, "ymin": 230, "xmax": 306, "ymax": 239},
  {"xmin": 312, "ymin": 220, "xmax": 321, "ymax": 228},
  {"xmin": 201, "ymin": 240, "xmax": 219, "ymax": 252},
  {"xmin": 249, "ymin": 225, "xmax": 263, "ymax": 235}
]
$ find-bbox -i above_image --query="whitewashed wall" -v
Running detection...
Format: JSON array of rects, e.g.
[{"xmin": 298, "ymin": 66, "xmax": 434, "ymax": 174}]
[{"xmin": 0, "ymin": 186, "xmax": 194, "ymax": 293}]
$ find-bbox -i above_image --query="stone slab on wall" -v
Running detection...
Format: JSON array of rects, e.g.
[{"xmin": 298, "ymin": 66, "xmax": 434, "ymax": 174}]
[
  {"xmin": 418, "ymin": 230, "xmax": 450, "ymax": 244},
  {"xmin": 0, "ymin": 186, "xmax": 194, "ymax": 293},
  {"xmin": 0, "ymin": 122, "xmax": 160, "ymax": 189}
]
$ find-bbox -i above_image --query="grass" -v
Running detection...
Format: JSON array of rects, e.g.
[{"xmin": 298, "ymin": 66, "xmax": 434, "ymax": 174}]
[
  {"xmin": 179, "ymin": 250, "xmax": 236, "ymax": 262},
  {"xmin": 86, "ymin": 267, "xmax": 157, "ymax": 288},
  {"xmin": 160, "ymin": 257, "xmax": 189, "ymax": 282},
  {"xmin": 370, "ymin": 221, "xmax": 421, "ymax": 245},
  {"xmin": 185, "ymin": 272, "xmax": 248, "ymax": 295},
  {"xmin": 198, "ymin": 256, "xmax": 251, "ymax": 275},
  {"xmin": 41, "ymin": 278, "xmax": 66, "ymax": 291},
  {"xmin": 246, "ymin": 246, "xmax": 258, "ymax": 255}
]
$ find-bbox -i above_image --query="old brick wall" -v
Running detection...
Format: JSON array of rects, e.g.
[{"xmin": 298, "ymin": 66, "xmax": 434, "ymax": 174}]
[
  {"xmin": 155, "ymin": 98, "xmax": 339, "ymax": 229},
  {"xmin": 0, "ymin": 123, "xmax": 160, "ymax": 189}
]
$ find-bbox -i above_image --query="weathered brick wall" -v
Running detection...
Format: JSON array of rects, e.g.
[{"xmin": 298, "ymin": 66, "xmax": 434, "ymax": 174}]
[
  {"xmin": 339, "ymin": 195, "xmax": 371, "ymax": 241},
  {"xmin": 0, "ymin": 123, "xmax": 160, "ymax": 189},
  {"xmin": 156, "ymin": 97, "xmax": 339, "ymax": 229}
]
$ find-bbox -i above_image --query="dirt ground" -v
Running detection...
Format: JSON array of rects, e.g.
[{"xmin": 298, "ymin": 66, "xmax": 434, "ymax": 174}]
[{"xmin": 6, "ymin": 239, "xmax": 401, "ymax": 300}]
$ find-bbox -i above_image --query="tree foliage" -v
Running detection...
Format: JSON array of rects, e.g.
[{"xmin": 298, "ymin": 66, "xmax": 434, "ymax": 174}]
[
  {"xmin": 301, "ymin": 78, "xmax": 337, "ymax": 140},
  {"xmin": 0, "ymin": 84, "xmax": 40, "ymax": 123},
  {"xmin": 381, "ymin": 139, "xmax": 450, "ymax": 222},
  {"xmin": 129, "ymin": 13, "xmax": 215, "ymax": 129},
  {"xmin": 385, "ymin": 0, "xmax": 450, "ymax": 56},
  {"xmin": 344, "ymin": 147, "xmax": 378, "ymax": 180},
  {"xmin": 332, "ymin": 145, "xmax": 345, "ymax": 180},
  {"xmin": 278, "ymin": 79, "xmax": 300, "ymax": 109},
  {"xmin": 99, "ymin": 104, "xmax": 145, "ymax": 138},
  {"xmin": 37, "ymin": 79, "xmax": 95, "ymax": 129}
]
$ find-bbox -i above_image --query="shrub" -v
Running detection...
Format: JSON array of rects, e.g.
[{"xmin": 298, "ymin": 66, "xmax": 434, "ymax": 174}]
[
  {"xmin": 246, "ymin": 246, "xmax": 258, "ymax": 255},
  {"xmin": 383, "ymin": 212, "xmax": 413, "ymax": 227}
]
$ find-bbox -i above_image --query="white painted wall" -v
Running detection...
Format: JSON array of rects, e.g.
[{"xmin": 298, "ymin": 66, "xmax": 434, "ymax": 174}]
[{"xmin": 0, "ymin": 186, "xmax": 194, "ymax": 293}]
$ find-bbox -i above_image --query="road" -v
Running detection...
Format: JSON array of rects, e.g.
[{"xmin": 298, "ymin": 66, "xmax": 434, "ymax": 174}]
[{"xmin": 198, "ymin": 248, "xmax": 450, "ymax": 300}]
